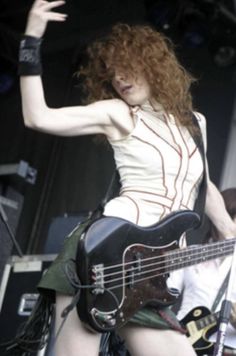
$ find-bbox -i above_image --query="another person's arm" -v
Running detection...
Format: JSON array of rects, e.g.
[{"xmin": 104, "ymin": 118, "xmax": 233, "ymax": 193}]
[
  {"xmin": 196, "ymin": 112, "xmax": 236, "ymax": 239},
  {"xmin": 205, "ymin": 179, "xmax": 236, "ymax": 238}
]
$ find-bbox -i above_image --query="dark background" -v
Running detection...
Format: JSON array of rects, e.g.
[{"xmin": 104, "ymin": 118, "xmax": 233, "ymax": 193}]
[{"xmin": 0, "ymin": 0, "xmax": 236, "ymax": 279}]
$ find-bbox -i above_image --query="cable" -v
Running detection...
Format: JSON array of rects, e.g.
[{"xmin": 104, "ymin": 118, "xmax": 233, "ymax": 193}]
[{"xmin": 0, "ymin": 295, "xmax": 54, "ymax": 355}]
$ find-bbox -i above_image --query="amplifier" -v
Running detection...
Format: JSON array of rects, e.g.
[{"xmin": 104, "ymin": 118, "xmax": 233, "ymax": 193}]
[{"xmin": 0, "ymin": 254, "xmax": 56, "ymax": 355}]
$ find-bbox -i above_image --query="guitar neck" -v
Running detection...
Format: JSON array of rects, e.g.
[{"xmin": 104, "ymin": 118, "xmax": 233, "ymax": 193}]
[{"xmin": 166, "ymin": 238, "xmax": 236, "ymax": 273}]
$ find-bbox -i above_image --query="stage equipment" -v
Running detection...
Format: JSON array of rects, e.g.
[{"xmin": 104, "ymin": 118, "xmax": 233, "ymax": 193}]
[
  {"xmin": 0, "ymin": 160, "xmax": 37, "ymax": 184},
  {"xmin": 0, "ymin": 254, "xmax": 56, "ymax": 356},
  {"xmin": 0, "ymin": 160, "xmax": 37, "ymax": 257}
]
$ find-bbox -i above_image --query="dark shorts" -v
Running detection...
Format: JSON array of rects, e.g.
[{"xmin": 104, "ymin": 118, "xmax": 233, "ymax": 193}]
[{"xmin": 38, "ymin": 217, "xmax": 184, "ymax": 333}]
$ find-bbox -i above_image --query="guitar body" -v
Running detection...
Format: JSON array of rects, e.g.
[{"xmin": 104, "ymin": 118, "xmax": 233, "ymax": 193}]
[
  {"xmin": 181, "ymin": 306, "xmax": 218, "ymax": 355},
  {"xmin": 76, "ymin": 210, "xmax": 200, "ymax": 332}
]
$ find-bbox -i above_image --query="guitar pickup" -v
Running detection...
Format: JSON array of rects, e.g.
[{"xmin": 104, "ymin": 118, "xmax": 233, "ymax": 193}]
[{"xmin": 127, "ymin": 252, "xmax": 143, "ymax": 288}]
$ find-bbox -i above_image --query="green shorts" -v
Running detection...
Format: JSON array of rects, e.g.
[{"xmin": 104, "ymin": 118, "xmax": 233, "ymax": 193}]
[{"xmin": 38, "ymin": 217, "xmax": 184, "ymax": 333}]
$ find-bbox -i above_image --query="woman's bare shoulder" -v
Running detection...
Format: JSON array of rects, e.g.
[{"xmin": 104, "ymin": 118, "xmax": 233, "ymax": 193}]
[
  {"xmin": 104, "ymin": 98, "xmax": 133, "ymax": 124},
  {"xmin": 88, "ymin": 98, "xmax": 130, "ymax": 119},
  {"xmin": 102, "ymin": 99, "xmax": 135, "ymax": 140},
  {"xmin": 104, "ymin": 98, "xmax": 130, "ymax": 112}
]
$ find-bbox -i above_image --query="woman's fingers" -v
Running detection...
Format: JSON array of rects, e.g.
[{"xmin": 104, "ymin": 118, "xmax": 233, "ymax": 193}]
[
  {"xmin": 33, "ymin": 0, "xmax": 65, "ymax": 9},
  {"xmin": 44, "ymin": 12, "xmax": 67, "ymax": 22},
  {"xmin": 25, "ymin": 0, "xmax": 67, "ymax": 37},
  {"xmin": 31, "ymin": 0, "xmax": 67, "ymax": 17},
  {"xmin": 42, "ymin": 6, "xmax": 68, "ymax": 21},
  {"xmin": 40, "ymin": 0, "xmax": 66, "ymax": 11}
]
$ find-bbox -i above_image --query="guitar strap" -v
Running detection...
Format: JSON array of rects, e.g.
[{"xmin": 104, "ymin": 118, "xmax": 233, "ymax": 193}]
[
  {"xmin": 211, "ymin": 270, "xmax": 230, "ymax": 312},
  {"xmin": 191, "ymin": 113, "xmax": 207, "ymax": 226},
  {"xmin": 90, "ymin": 170, "xmax": 120, "ymax": 219},
  {"xmin": 99, "ymin": 170, "xmax": 120, "ymax": 210}
]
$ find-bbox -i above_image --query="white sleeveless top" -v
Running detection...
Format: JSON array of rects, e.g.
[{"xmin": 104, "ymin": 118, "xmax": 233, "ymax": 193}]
[{"xmin": 104, "ymin": 103, "xmax": 206, "ymax": 226}]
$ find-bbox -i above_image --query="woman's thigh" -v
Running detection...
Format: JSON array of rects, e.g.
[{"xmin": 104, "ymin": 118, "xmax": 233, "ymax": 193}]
[
  {"xmin": 118, "ymin": 325, "xmax": 197, "ymax": 356},
  {"xmin": 54, "ymin": 294, "xmax": 101, "ymax": 356}
]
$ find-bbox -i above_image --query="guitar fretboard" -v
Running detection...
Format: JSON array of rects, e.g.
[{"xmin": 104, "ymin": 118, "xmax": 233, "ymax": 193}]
[{"xmin": 165, "ymin": 238, "xmax": 236, "ymax": 272}]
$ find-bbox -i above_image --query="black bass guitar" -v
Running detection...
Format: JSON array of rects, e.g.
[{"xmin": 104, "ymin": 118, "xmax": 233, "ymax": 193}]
[
  {"xmin": 76, "ymin": 210, "xmax": 236, "ymax": 332},
  {"xmin": 181, "ymin": 306, "xmax": 219, "ymax": 355}
]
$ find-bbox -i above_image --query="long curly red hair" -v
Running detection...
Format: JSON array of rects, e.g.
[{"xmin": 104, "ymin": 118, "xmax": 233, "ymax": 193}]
[{"xmin": 80, "ymin": 23, "xmax": 198, "ymax": 135}]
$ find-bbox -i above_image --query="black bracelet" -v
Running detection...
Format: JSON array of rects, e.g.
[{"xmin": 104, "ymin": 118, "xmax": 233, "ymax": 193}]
[{"xmin": 18, "ymin": 35, "xmax": 43, "ymax": 76}]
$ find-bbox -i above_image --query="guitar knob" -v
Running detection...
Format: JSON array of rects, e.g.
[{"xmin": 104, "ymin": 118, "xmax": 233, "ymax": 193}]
[
  {"xmin": 105, "ymin": 317, "xmax": 116, "ymax": 327},
  {"xmin": 94, "ymin": 311, "xmax": 117, "ymax": 326}
]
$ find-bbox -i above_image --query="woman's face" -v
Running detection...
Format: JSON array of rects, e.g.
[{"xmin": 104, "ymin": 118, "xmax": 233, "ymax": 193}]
[{"xmin": 111, "ymin": 70, "xmax": 151, "ymax": 106}]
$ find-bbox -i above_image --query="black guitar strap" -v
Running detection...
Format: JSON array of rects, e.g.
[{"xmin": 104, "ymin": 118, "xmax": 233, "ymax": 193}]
[
  {"xmin": 191, "ymin": 113, "xmax": 207, "ymax": 226},
  {"xmin": 90, "ymin": 170, "xmax": 120, "ymax": 220},
  {"xmin": 99, "ymin": 170, "xmax": 120, "ymax": 209},
  {"xmin": 211, "ymin": 270, "xmax": 230, "ymax": 312}
]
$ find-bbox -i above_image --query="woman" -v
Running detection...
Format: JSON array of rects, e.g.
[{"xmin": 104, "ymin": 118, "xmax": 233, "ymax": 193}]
[
  {"xmin": 17, "ymin": 1, "xmax": 236, "ymax": 355},
  {"xmin": 168, "ymin": 188, "xmax": 236, "ymax": 355}
]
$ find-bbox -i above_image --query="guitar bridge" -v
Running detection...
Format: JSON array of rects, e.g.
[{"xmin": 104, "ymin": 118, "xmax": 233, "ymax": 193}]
[{"xmin": 92, "ymin": 263, "xmax": 104, "ymax": 294}]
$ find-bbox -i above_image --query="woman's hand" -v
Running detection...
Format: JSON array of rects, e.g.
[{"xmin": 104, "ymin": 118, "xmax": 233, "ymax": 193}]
[{"xmin": 25, "ymin": 0, "xmax": 67, "ymax": 38}]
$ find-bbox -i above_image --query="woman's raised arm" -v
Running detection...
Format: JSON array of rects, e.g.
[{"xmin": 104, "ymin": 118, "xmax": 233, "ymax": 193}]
[{"xmin": 19, "ymin": 0, "xmax": 125, "ymax": 137}]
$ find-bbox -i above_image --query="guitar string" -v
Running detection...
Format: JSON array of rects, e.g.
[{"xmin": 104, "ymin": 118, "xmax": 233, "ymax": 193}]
[
  {"xmin": 91, "ymin": 243, "xmax": 235, "ymax": 291},
  {"xmin": 96, "ymin": 239, "xmax": 236, "ymax": 275},
  {"xmin": 107, "ymin": 246, "xmax": 235, "ymax": 292},
  {"xmin": 105, "ymin": 246, "xmax": 234, "ymax": 290},
  {"xmin": 97, "ymin": 248, "xmax": 235, "ymax": 291},
  {"xmin": 93, "ymin": 239, "xmax": 236, "ymax": 279}
]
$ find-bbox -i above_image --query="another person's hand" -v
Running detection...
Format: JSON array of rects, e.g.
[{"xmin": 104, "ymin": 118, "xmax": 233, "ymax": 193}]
[
  {"xmin": 230, "ymin": 303, "xmax": 236, "ymax": 329},
  {"xmin": 25, "ymin": 0, "xmax": 67, "ymax": 38}
]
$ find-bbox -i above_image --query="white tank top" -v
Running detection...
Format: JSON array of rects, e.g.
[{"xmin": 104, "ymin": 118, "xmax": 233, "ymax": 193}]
[{"xmin": 104, "ymin": 103, "xmax": 205, "ymax": 226}]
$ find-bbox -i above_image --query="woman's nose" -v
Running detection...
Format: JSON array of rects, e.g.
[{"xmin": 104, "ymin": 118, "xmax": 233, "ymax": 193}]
[{"xmin": 114, "ymin": 72, "xmax": 126, "ymax": 82}]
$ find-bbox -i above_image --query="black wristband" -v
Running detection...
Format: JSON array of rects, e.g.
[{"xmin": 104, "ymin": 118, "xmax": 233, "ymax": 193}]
[{"xmin": 18, "ymin": 35, "xmax": 43, "ymax": 76}]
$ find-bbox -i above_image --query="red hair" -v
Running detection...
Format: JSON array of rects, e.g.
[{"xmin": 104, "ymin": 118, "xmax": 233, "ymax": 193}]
[{"xmin": 80, "ymin": 23, "xmax": 198, "ymax": 135}]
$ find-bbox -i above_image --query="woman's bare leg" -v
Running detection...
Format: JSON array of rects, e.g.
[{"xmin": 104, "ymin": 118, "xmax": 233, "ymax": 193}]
[
  {"xmin": 119, "ymin": 325, "xmax": 197, "ymax": 356},
  {"xmin": 54, "ymin": 294, "xmax": 196, "ymax": 356},
  {"xmin": 54, "ymin": 294, "xmax": 101, "ymax": 356}
]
